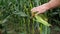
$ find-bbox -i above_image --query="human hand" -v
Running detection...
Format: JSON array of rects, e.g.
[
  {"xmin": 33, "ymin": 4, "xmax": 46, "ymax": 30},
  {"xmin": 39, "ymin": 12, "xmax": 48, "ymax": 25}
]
[
  {"xmin": 31, "ymin": 3, "xmax": 49, "ymax": 15},
  {"xmin": 31, "ymin": 0, "xmax": 60, "ymax": 15}
]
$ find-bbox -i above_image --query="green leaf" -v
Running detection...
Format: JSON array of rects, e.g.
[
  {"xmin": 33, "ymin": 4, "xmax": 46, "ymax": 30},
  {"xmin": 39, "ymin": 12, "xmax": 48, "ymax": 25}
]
[
  {"xmin": 13, "ymin": 11, "xmax": 27, "ymax": 17},
  {"xmin": 54, "ymin": 26, "xmax": 60, "ymax": 31},
  {"xmin": 35, "ymin": 15, "xmax": 51, "ymax": 26},
  {"xmin": 0, "ymin": 15, "xmax": 10, "ymax": 24}
]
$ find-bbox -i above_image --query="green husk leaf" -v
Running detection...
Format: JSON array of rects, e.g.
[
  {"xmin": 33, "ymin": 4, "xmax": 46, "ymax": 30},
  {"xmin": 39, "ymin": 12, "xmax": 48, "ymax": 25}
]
[{"xmin": 35, "ymin": 15, "xmax": 51, "ymax": 26}]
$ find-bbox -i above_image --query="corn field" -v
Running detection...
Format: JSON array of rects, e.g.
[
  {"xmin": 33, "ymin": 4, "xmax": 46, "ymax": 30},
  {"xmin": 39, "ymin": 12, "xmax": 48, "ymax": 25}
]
[{"xmin": 0, "ymin": 0, "xmax": 60, "ymax": 34}]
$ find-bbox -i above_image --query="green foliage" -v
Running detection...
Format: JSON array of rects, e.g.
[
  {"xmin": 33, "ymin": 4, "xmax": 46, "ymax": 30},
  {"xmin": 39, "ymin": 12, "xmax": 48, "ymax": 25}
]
[
  {"xmin": 0, "ymin": 0, "xmax": 60, "ymax": 34},
  {"xmin": 35, "ymin": 15, "xmax": 51, "ymax": 26}
]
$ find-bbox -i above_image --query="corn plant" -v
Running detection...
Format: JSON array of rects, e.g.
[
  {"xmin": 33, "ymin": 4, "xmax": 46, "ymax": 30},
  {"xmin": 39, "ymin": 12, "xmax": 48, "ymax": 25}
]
[{"xmin": 0, "ymin": 0, "xmax": 60, "ymax": 34}]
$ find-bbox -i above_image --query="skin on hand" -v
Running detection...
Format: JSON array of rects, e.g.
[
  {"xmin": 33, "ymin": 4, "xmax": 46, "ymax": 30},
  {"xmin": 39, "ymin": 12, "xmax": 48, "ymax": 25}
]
[{"xmin": 31, "ymin": 0, "xmax": 60, "ymax": 14}]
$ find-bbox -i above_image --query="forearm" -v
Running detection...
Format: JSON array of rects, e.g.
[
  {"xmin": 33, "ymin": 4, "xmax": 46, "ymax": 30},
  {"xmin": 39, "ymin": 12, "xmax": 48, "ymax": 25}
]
[
  {"xmin": 48, "ymin": 0, "xmax": 60, "ymax": 8},
  {"xmin": 41, "ymin": 0, "xmax": 60, "ymax": 10}
]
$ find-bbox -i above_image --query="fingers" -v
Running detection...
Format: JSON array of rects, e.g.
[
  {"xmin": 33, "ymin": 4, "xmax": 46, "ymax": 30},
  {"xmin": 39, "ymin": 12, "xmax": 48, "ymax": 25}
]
[
  {"xmin": 31, "ymin": 7, "xmax": 39, "ymax": 13},
  {"xmin": 31, "ymin": 3, "xmax": 49, "ymax": 15},
  {"xmin": 31, "ymin": 6, "xmax": 46, "ymax": 15}
]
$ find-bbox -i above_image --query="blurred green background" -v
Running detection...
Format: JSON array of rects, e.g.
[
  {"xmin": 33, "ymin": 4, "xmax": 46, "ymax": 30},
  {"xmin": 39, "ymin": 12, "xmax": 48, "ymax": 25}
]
[{"xmin": 0, "ymin": 0, "xmax": 60, "ymax": 34}]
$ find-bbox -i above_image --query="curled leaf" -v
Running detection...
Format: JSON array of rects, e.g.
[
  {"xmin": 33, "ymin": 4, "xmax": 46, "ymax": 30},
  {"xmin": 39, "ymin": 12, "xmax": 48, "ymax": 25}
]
[{"xmin": 35, "ymin": 15, "xmax": 51, "ymax": 26}]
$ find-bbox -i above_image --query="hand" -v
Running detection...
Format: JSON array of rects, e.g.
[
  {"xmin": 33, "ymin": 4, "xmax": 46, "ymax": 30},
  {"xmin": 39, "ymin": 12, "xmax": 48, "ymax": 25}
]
[
  {"xmin": 31, "ymin": 0, "xmax": 60, "ymax": 15},
  {"xmin": 31, "ymin": 3, "xmax": 49, "ymax": 15}
]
